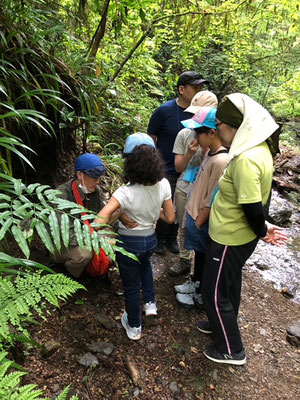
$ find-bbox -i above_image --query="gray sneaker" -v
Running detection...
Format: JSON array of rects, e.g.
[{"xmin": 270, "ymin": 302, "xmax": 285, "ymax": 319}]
[
  {"xmin": 121, "ymin": 312, "xmax": 141, "ymax": 340},
  {"xmin": 168, "ymin": 258, "xmax": 191, "ymax": 277},
  {"xmin": 176, "ymin": 293, "xmax": 195, "ymax": 308},
  {"xmin": 193, "ymin": 293, "xmax": 204, "ymax": 309},
  {"xmin": 175, "ymin": 278, "xmax": 200, "ymax": 294}
]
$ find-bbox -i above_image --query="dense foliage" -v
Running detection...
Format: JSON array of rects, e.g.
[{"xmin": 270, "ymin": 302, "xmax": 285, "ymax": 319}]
[{"xmin": 0, "ymin": 0, "xmax": 299, "ymax": 397}]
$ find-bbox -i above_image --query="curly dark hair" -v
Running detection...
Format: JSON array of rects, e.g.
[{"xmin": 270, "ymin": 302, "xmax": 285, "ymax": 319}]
[{"xmin": 123, "ymin": 145, "xmax": 165, "ymax": 185}]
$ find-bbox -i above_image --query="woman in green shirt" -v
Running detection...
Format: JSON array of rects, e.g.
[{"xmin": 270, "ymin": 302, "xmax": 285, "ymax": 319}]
[{"xmin": 198, "ymin": 94, "xmax": 288, "ymax": 365}]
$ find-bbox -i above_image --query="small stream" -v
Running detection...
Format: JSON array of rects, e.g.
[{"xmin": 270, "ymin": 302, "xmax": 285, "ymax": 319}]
[{"xmin": 247, "ymin": 190, "xmax": 300, "ymax": 304}]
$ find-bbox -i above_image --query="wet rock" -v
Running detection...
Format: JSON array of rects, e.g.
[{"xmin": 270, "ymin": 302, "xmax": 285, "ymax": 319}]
[
  {"xmin": 78, "ymin": 352, "xmax": 98, "ymax": 367},
  {"xmin": 269, "ymin": 209, "xmax": 292, "ymax": 225},
  {"xmin": 259, "ymin": 328, "xmax": 268, "ymax": 336},
  {"xmin": 52, "ymin": 384, "xmax": 59, "ymax": 392},
  {"xmin": 87, "ymin": 341, "xmax": 114, "ymax": 357},
  {"xmin": 139, "ymin": 368, "xmax": 146, "ymax": 380},
  {"xmin": 281, "ymin": 288, "xmax": 294, "ymax": 299},
  {"xmin": 51, "ymin": 386, "xmax": 77, "ymax": 400},
  {"xmin": 146, "ymin": 342, "xmax": 156, "ymax": 351},
  {"xmin": 169, "ymin": 380, "xmax": 179, "ymax": 393},
  {"xmin": 286, "ymin": 321, "xmax": 300, "ymax": 347},
  {"xmin": 42, "ymin": 340, "xmax": 60, "ymax": 357},
  {"xmin": 94, "ymin": 312, "xmax": 120, "ymax": 330},
  {"xmin": 133, "ymin": 387, "xmax": 140, "ymax": 397},
  {"xmin": 257, "ymin": 263, "xmax": 271, "ymax": 271}
]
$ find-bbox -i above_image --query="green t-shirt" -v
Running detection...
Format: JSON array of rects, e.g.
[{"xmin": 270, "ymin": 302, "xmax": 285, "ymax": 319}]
[{"xmin": 209, "ymin": 142, "xmax": 273, "ymax": 245}]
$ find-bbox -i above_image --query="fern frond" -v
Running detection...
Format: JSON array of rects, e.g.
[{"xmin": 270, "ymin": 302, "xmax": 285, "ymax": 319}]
[{"xmin": 0, "ymin": 273, "xmax": 83, "ymax": 343}]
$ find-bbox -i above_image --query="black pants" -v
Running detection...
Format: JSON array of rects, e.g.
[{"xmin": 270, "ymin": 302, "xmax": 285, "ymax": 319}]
[
  {"xmin": 155, "ymin": 174, "xmax": 178, "ymax": 243},
  {"xmin": 193, "ymin": 251, "xmax": 206, "ymax": 294},
  {"xmin": 202, "ymin": 238, "xmax": 258, "ymax": 355}
]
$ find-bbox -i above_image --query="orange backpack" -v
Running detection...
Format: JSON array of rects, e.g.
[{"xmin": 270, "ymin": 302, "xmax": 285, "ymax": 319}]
[{"xmin": 72, "ymin": 180, "xmax": 110, "ymax": 277}]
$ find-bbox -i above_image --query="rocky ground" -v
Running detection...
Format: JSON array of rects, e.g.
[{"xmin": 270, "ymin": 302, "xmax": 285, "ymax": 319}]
[{"xmin": 21, "ymin": 248, "xmax": 300, "ymax": 400}]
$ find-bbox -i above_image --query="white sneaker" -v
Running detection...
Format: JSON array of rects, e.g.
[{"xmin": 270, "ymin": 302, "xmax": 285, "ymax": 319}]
[
  {"xmin": 143, "ymin": 302, "xmax": 158, "ymax": 316},
  {"xmin": 176, "ymin": 293, "xmax": 195, "ymax": 308},
  {"xmin": 175, "ymin": 278, "xmax": 200, "ymax": 294},
  {"xmin": 121, "ymin": 312, "xmax": 141, "ymax": 340}
]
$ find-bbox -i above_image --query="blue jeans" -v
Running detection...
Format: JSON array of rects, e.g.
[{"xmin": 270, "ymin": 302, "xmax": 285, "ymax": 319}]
[
  {"xmin": 117, "ymin": 233, "xmax": 157, "ymax": 328},
  {"xmin": 185, "ymin": 213, "xmax": 209, "ymax": 253}
]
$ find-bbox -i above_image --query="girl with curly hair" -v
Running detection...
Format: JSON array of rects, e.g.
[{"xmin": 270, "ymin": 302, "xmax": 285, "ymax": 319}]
[{"xmin": 96, "ymin": 133, "xmax": 174, "ymax": 340}]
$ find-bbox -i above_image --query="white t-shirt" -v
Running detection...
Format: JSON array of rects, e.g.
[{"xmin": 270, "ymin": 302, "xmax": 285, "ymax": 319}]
[
  {"xmin": 113, "ymin": 178, "xmax": 172, "ymax": 235},
  {"xmin": 173, "ymin": 128, "xmax": 204, "ymax": 194}
]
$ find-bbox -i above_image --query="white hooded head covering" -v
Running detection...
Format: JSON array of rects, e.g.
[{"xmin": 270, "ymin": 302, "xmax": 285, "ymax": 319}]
[{"xmin": 221, "ymin": 93, "xmax": 279, "ymax": 159}]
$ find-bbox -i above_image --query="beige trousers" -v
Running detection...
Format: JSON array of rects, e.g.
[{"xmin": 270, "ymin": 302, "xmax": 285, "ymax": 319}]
[
  {"xmin": 174, "ymin": 187, "xmax": 192, "ymax": 261},
  {"xmin": 52, "ymin": 245, "xmax": 93, "ymax": 278}
]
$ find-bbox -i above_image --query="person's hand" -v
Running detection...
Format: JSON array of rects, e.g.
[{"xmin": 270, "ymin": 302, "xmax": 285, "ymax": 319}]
[
  {"xmin": 187, "ymin": 139, "xmax": 199, "ymax": 155},
  {"xmin": 119, "ymin": 212, "xmax": 138, "ymax": 229},
  {"xmin": 195, "ymin": 217, "xmax": 201, "ymax": 229},
  {"xmin": 261, "ymin": 221, "xmax": 288, "ymax": 246}
]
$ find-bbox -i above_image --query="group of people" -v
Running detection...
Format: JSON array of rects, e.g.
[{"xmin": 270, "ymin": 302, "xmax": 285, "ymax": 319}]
[{"xmin": 54, "ymin": 71, "xmax": 287, "ymax": 366}]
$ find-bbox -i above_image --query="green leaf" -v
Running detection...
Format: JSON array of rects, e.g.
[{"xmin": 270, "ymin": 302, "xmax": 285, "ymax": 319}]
[
  {"xmin": 61, "ymin": 213, "xmax": 70, "ymax": 248},
  {"xmin": 49, "ymin": 210, "xmax": 61, "ymax": 252},
  {"xmin": 82, "ymin": 224, "xmax": 92, "ymax": 252},
  {"xmin": 13, "ymin": 179, "xmax": 23, "ymax": 196},
  {"xmin": 0, "ymin": 218, "xmax": 13, "ymax": 241},
  {"xmin": 74, "ymin": 219, "xmax": 84, "ymax": 249},
  {"xmin": 35, "ymin": 221, "xmax": 54, "ymax": 254},
  {"xmin": 91, "ymin": 231, "xmax": 100, "ymax": 254},
  {"xmin": 11, "ymin": 225, "xmax": 30, "ymax": 259}
]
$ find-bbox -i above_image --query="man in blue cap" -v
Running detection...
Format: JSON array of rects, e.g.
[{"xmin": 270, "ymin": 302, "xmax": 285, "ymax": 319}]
[
  {"xmin": 52, "ymin": 153, "xmax": 137, "ymax": 278},
  {"xmin": 52, "ymin": 153, "xmax": 108, "ymax": 278}
]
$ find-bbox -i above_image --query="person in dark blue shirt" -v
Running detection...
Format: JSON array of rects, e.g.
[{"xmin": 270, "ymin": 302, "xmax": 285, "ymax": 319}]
[{"xmin": 148, "ymin": 71, "xmax": 209, "ymax": 255}]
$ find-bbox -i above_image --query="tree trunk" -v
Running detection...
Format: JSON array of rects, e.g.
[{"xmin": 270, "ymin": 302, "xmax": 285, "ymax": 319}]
[{"xmin": 87, "ymin": 0, "xmax": 110, "ymax": 62}]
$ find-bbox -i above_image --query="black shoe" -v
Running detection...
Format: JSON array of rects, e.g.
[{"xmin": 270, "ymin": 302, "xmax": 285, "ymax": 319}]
[
  {"xmin": 166, "ymin": 240, "xmax": 179, "ymax": 254},
  {"xmin": 196, "ymin": 320, "xmax": 213, "ymax": 334},
  {"xmin": 203, "ymin": 344, "xmax": 246, "ymax": 365},
  {"xmin": 154, "ymin": 242, "xmax": 165, "ymax": 255}
]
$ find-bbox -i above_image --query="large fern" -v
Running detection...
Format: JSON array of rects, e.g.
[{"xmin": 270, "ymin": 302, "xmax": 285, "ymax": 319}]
[
  {"xmin": 0, "ymin": 351, "xmax": 78, "ymax": 400},
  {"xmin": 0, "ymin": 272, "xmax": 83, "ymax": 344},
  {"xmin": 0, "ymin": 175, "xmax": 135, "ymax": 263}
]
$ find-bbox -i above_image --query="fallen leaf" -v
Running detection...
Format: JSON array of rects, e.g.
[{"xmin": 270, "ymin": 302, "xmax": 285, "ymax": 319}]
[{"xmin": 209, "ymin": 383, "xmax": 215, "ymax": 390}]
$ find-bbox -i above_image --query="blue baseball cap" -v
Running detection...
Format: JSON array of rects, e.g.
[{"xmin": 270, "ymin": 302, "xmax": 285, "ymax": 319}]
[
  {"xmin": 75, "ymin": 153, "xmax": 106, "ymax": 178},
  {"xmin": 123, "ymin": 132, "xmax": 155, "ymax": 154},
  {"xmin": 181, "ymin": 107, "xmax": 217, "ymax": 130}
]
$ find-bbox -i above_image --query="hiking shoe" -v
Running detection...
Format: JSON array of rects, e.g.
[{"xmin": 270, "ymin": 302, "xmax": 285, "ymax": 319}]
[
  {"xmin": 143, "ymin": 302, "xmax": 158, "ymax": 316},
  {"xmin": 193, "ymin": 293, "xmax": 204, "ymax": 309},
  {"xmin": 176, "ymin": 293, "xmax": 195, "ymax": 308},
  {"xmin": 196, "ymin": 320, "xmax": 213, "ymax": 334},
  {"xmin": 203, "ymin": 344, "xmax": 246, "ymax": 366},
  {"xmin": 121, "ymin": 312, "xmax": 141, "ymax": 341},
  {"xmin": 175, "ymin": 278, "xmax": 200, "ymax": 294},
  {"xmin": 166, "ymin": 240, "xmax": 179, "ymax": 254},
  {"xmin": 154, "ymin": 241, "xmax": 165, "ymax": 255},
  {"xmin": 169, "ymin": 258, "xmax": 191, "ymax": 277}
]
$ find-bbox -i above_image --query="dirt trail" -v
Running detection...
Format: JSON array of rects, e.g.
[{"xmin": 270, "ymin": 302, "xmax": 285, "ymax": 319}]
[{"xmin": 22, "ymin": 251, "xmax": 300, "ymax": 400}]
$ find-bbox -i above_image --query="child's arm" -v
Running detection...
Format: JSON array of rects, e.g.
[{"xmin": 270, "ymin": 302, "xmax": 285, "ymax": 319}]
[
  {"xmin": 159, "ymin": 199, "xmax": 175, "ymax": 224},
  {"xmin": 94, "ymin": 197, "xmax": 121, "ymax": 229},
  {"xmin": 195, "ymin": 207, "xmax": 210, "ymax": 229}
]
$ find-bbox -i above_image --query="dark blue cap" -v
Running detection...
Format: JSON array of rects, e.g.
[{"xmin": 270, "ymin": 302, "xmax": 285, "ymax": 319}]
[{"xmin": 75, "ymin": 153, "xmax": 106, "ymax": 177}]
